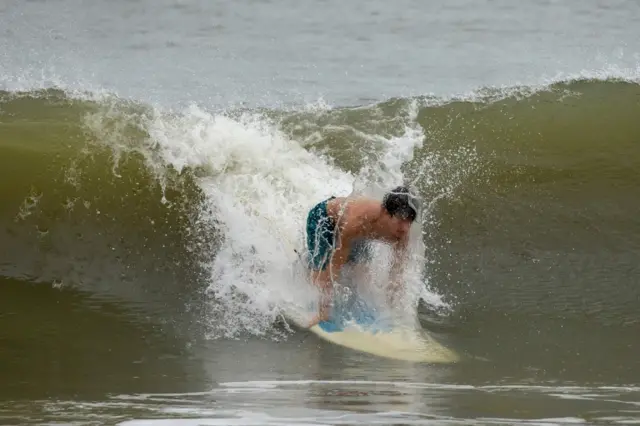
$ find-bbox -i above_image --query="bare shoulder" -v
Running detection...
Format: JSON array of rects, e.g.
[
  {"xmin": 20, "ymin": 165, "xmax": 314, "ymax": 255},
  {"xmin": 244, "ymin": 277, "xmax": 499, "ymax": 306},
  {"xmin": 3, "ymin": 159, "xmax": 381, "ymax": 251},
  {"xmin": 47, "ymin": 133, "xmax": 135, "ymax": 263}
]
[
  {"xmin": 327, "ymin": 196, "xmax": 375, "ymax": 216},
  {"xmin": 327, "ymin": 196, "xmax": 380, "ymax": 237}
]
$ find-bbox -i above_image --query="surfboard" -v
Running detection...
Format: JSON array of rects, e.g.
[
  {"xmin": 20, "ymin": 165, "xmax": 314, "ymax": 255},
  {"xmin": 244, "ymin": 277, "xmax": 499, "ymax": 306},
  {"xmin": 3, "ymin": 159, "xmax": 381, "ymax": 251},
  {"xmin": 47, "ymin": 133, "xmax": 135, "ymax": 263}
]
[{"xmin": 283, "ymin": 296, "xmax": 459, "ymax": 364}]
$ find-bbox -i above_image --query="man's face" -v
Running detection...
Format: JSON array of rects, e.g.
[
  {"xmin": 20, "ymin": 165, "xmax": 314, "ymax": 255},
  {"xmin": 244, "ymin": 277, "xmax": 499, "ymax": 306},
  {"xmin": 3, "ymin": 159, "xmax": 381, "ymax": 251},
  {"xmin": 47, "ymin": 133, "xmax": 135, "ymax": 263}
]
[{"xmin": 387, "ymin": 214, "xmax": 413, "ymax": 240}]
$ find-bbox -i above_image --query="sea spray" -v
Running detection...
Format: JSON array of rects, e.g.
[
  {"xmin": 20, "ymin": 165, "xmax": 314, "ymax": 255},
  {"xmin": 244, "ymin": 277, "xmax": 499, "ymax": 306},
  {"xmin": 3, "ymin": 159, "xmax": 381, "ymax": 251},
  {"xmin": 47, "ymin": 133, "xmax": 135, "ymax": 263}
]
[{"xmin": 131, "ymin": 99, "xmax": 446, "ymax": 337}]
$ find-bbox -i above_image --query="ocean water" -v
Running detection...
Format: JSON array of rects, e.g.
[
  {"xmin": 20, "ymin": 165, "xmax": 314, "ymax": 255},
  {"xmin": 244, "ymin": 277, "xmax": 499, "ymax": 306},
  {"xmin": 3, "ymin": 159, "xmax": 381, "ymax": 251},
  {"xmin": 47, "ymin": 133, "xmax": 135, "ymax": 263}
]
[{"xmin": 1, "ymin": 0, "xmax": 640, "ymax": 424}]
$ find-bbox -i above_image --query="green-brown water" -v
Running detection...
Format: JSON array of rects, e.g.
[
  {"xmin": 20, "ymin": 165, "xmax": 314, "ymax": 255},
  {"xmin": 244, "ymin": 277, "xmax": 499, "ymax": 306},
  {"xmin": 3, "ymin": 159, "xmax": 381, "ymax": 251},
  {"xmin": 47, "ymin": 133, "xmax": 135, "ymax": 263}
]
[{"xmin": 2, "ymin": 0, "xmax": 640, "ymax": 424}]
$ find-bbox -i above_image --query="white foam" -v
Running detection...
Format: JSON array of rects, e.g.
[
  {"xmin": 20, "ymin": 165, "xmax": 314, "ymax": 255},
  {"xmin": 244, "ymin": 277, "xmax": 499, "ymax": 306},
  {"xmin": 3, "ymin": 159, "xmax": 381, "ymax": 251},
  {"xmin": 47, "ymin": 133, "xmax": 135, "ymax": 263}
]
[{"xmin": 130, "ymin": 101, "xmax": 446, "ymax": 338}]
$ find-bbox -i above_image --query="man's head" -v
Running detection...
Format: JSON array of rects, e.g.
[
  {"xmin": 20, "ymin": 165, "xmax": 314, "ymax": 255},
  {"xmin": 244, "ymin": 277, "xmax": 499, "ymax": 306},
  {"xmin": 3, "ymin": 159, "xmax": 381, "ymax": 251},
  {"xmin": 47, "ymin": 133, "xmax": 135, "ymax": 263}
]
[{"xmin": 380, "ymin": 186, "xmax": 421, "ymax": 239}]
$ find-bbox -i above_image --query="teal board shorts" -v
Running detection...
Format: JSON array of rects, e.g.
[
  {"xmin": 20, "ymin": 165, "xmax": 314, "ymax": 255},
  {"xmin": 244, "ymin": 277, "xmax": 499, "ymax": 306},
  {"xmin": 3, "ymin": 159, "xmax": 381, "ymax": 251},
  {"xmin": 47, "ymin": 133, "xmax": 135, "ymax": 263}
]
[{"xmin": 306, "ymin": 197, "xmax": 372, "ymax": 271}]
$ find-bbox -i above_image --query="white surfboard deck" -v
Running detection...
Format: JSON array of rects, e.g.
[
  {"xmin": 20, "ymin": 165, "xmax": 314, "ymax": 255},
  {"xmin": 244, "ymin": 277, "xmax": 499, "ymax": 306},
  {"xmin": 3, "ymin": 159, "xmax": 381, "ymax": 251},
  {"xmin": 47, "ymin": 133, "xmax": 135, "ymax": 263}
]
[{"xmin": 283, "ymin": 302, "xmax": 459, "ymax": 364}]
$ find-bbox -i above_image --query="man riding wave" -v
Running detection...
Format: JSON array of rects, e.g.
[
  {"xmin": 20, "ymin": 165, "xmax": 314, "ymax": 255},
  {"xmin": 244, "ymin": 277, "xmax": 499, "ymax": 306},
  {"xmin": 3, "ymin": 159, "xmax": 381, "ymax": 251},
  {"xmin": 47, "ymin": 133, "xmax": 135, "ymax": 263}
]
[{"xmin": 304, "ymin": 186, "xmax": 421, "ymax": 327}]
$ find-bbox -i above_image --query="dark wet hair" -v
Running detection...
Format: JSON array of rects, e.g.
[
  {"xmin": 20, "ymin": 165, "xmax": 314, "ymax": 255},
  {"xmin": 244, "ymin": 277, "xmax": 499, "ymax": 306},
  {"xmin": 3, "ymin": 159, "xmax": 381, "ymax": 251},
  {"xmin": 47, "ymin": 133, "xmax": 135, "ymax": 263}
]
[{"xmin": 382, "ymin": 186, "xmax": 421, "ymax": 222}]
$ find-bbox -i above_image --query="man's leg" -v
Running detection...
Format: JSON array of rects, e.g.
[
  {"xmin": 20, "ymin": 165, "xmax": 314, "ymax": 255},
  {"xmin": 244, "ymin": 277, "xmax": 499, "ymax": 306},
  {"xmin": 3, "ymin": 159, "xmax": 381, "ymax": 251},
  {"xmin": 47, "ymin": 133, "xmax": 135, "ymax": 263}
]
[
  {"xmin": 304, "ymin": 199, "xmax": 338, "ymax": 325},
  {"xmin": 305, "ymin": 199, "xmax": 335, "ymax": 278}
]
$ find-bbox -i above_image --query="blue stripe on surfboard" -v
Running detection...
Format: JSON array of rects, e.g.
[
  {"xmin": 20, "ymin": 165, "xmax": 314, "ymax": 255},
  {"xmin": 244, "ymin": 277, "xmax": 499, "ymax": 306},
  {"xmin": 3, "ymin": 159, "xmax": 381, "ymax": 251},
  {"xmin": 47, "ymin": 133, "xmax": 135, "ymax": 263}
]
[{"xmin": 317, "ymin": 299, "xmax": 391, "ymax": 333}]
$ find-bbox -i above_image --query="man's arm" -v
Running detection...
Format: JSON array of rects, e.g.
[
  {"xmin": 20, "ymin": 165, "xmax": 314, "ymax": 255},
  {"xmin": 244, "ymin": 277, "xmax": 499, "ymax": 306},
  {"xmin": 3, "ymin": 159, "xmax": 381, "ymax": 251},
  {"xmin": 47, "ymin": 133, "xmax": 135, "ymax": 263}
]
[{"xmin": 388, "ymin": 237, "xmax": 409, "ymax": 304}]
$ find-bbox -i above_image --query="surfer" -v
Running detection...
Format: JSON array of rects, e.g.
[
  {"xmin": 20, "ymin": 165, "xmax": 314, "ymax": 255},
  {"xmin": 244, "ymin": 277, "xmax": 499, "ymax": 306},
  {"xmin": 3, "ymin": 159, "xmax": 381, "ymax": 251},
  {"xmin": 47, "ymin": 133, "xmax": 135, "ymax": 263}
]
[{"xmin": 304, "ymin": 186, "xmax": 420, "ymax": 327}]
